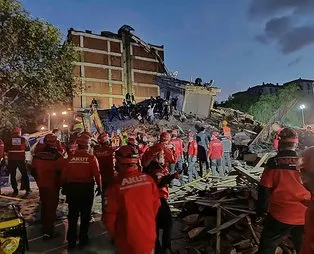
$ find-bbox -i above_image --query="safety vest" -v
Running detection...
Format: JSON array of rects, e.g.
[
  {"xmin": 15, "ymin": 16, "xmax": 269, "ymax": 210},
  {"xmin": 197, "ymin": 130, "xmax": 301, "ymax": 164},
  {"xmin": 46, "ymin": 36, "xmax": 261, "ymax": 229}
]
[{"xmin": 7, "ymin": 136, "xmax": 27, "ymax": 160}]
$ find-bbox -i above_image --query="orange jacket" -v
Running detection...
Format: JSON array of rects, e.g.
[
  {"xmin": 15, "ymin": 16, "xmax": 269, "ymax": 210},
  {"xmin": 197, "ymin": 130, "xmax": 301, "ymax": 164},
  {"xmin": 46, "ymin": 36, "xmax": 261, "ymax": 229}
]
[
  {"xmin": 258, "ymin": 151, "xmax": 310, "ymax": 225},
  {"xmin": 102, "ymin": 168, "xmax": 160, "ymax": 254},
  {"xmin": 300, "ymin": 198, "xmax": 314, "ymax": 254},
  {"xmin": 61, "ymin": 149, "xmax": 101, "ymax": 186},
  {"xmin": 207, "ymin": 139, "xmax": 224, "ymax": 159},
  {"xmin": 32, "ymin": 147, "xmax": 64, "ymax": 188},
  {"xmin": 94, "ymin": 145, "xmax": 115, "ymax": 183},
  {"xmin": 223, "ymin": 126, "xmax": 232, "ymax": 139}
]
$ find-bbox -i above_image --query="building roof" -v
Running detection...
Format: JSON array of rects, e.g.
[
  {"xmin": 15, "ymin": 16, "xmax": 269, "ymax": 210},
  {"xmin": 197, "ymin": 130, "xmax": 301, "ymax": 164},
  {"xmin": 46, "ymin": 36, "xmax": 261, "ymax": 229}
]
[
  {"xmin": 283, "ymin": 78, "xmax": 314, "ymax": 86},
  {"xmin": 68, "ymin": 27, "xmax": 164, "ymax": 49}
]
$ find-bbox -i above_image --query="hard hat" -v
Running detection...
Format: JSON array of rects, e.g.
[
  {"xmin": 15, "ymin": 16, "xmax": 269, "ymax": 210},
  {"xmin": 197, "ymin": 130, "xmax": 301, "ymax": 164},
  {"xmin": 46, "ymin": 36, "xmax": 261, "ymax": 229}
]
[
  {"xmin": 44, "ymin": 133, "xmax": 57, "ymax": 146},
  {"xmin": 12, "ymin": 127, "xmax": 21, "ymax": 134},
  {"xmin": 212, "ymin": 131, "xmax": 219, "ymax": 137},
  {"xmin": 115, "ymin": 145, "xmax": 139, "ymax": 164},
  {"xmin": 98, "ymin": 133, "xmax": 109, "ymax": 144},
  {"xmin": 222, "ymin": 120, "xmax": 228, "ymax": 126},
  {"xmin": 279, "ymin": 128, "xmax": 298, "ymax": 143},
  {"xmin": 171, "ymin": 130, "xmax": 178, "ymax": 136},
  {"xmin": 122, "ymin": 131, "xmax": 128, "ymax": 137},
  {"xmin": 160, "ymin": 132, "xmax": 171, "ymax": 143},
  {"xmin": 76, "ymin": 135, "xmax": 91, "ymax": 147}
]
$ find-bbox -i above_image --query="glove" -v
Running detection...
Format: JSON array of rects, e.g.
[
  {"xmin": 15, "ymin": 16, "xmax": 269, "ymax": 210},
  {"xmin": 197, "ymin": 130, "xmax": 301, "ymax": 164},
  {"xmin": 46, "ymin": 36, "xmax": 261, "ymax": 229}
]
[{"xmin": 95, "ymin": 186, "xmax": 102, "ymax": 196}]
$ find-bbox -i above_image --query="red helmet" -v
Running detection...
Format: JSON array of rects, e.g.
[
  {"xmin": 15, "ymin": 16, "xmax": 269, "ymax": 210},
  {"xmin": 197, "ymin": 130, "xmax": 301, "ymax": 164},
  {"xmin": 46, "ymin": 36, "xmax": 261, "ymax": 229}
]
[
  {"xmin": 115, "ymin": 145, "xmax": 139, "ymax": 164},
  {"xmin": 12, "ymin": 127, "xmax": 21, "ymax": 135},
  {"xmin": 160, "ymin": 132, "xmax": 171, "ymax": 143},
  {"xmin": 212, "ymin": 131, "xmax": 219, "ymax": 137},
  {"xmin": 98, "ymin": 133, "xmax": 109, "ymax": 144},
  {"xmin": 76, "ymin": 135, "xmax": 91, "ymax": 147},
  {"xmin": 171, "ymin": 130, "xmax": 178, "ymax": 136},
  {"xmin": 44, "ymin": 133, "xmax": 57, "ymax": 146},
  {"xmin": 279, "ymin": 128, "xmax": 298, "ymax": 143}
]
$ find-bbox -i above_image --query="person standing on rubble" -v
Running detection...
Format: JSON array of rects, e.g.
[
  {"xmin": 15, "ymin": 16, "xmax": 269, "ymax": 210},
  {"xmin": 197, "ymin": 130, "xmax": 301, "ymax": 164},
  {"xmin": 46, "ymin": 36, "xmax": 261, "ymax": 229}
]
[
  {"xmin": 94, "ymin": 133, "xmax": 114, "ymax": 194},
  {"xmin": 187, "ymin": 132, "xmax": 199, "ymax": 182},
  {"xmin": 6, "ymin": 127, "xmax": 31, "ymax": 196},
  {"xmin": 207, "ymin": 131, "xmax": 224, "ymax": 176},
  {"xmin": 220, "ymin": 132, "xmax": 232, "ymax": 174},
  {"xmin": 297, "ymin": 147, "xmax": 314, "ymax": 254},
  {"xmin": 31, "ymin": 133, "xmax": 64, "ymax": 240},
  {"xmin": 109, "ymin": 104, "xmax": 121, "ymax": 122},
  {"xmin": 257, "ymin": 128, "xmax": 310, "ymax": 254},
  {"xmin": 169, "ymin": 130, "xmax": 184, "ymax": 186},
  {"xmin": 272, "ymin": 122, "xmax": 282, "ymax": 151},
  {"xmin": 142, "ymin": 138, "xmax": 179, "ymax": 254},
  {"xmin": 103, "ymin": 145, "xmax": 160, "ymax": 254},
  {"xmin": 196, "ymin": 127, "xmax": 210, "ymax": 177},
  {"xmin": 222, "ymin": 120, "xmax": 232, "ymax": 140},
  {"xmin": 147, "ymin": 104, "xmax": 156, "ymax": 124},
  {"xmin": 61, "ymin": 134, "xmax": 101, "ymax": 250}
]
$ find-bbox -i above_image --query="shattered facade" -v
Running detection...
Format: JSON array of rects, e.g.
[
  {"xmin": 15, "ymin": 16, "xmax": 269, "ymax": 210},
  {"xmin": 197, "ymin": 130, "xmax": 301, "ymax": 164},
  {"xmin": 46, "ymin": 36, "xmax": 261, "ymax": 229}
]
[
  {"xmin": 68, "ymin": 27, "xmax": 166, "ymax": 110},
  {"xmin": 156, "ymin": 76, "xmax": 221, "ymax": 117}
]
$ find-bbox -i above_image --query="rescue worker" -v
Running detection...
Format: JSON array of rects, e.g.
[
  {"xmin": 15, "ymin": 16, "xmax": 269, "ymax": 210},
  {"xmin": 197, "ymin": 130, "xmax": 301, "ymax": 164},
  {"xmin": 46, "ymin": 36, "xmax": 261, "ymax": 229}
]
[
  {"xmin": 52, "ymin": 129, "xmax": 65, "ymax": 154},
  {"xmin": 207, "ymin": 131, "xmax": 224, "ymax": 176},
  {"xmin": 6, "ymin": 127, "xmax": 31, "ymax": 195},
  {"xmin": 297, "ymin": 147, "xmax": 314, "ymax": 254},
  {"xmin": 102, "ymin": 145, "xmax": 160, "ymax": 254},
  {"xmin": 220, "ymin": 132, "xmax": 232, "ymax": 174},
  {"xmin": 272, "ymin": 122, "xmax": 282, "ymax": 151},
  {"xmin": 257, "ymin": 128, "xmax": 310, "ymax": 253},
  {"xmin": 61, "ymin": 134, "xmax": 101, "ymax": 249},
  {"xmin": 111, "ymin": 131, "xmax": 122, "ymax": 149},
  {"xmin": 121, "ymin": 131, "xmax": 128, "ymax": 145},
  {"xmin": 147, "ymin": 104, "xmax": 156, "ymax": 124},
  {"xmin": 169, "ymin": 130, "xmax": 184, "ymax": 186},
  {"xmin": 31, "ymin": 133, "xmax": 64, "ymax": 240},
  {"xmin": 187, "ymin": 132, "xmax": 199, "ymax": 182},
  {"xmin": 222, "ymin": 120, "xmax": 232, "ymax": 140},
  {"xmin": 143, "ymin": 143, "xmax": 179, "ymax": 254},
  {"xmin": 94, "ymin": 133, "xmax": 114, "ymax": 193},
  {"xmin": 138, "ymin": 134, "xmax": 149, "ymax": 159},
  {"xmin": 196, "ymin": 127, "xmax": 210, "ymax": 177}
]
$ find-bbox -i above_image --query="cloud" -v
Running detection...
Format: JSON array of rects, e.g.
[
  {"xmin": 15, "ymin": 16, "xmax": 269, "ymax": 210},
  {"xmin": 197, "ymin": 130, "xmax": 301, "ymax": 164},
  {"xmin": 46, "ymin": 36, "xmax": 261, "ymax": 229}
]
[
  {"xmin": 287, "ymin": 57, "xmax": 302, "ymax": 67},
  {"xmin": 249, "ymin": 0, "xmax": 314, "ymax": 54}
]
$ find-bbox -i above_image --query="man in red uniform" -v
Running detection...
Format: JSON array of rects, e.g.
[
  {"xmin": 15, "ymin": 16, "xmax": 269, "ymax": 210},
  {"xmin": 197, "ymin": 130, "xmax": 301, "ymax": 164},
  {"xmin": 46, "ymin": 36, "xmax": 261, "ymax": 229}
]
[
  {"xmin": 187, "ymin": 132, "xmax": 198, "ymax": 182},
  {"xmin": 272, "ymin": 122, "xmax": 282, "ymax": 151},
  {"xmin": 168, "ymin": 130, "xmax": 184, "ymax": 186},
  {"xmin": 102, "ymin": 145, "xmax": 160, "ymax": 254},
  {"xmin": 298, "ymin": 147, "xmax": 314, "ymax": 254},
  {"xmin": 143, "ymin": 143, "xmax": 179, "ymax": 254},
  {"xmin": 257, "ymin": 128, "xmax": 310, "ymax": 253},
  {"xmin": 138, "ymin": 134, "xmax": 149, "ymax": 159},
  {"xmin": 207, "ymin": 131, "xmax": 224, "ymax": 176},
  {"xmin": 32, "ymin": 133, "xmax": 64, "ymax": 240},
  {"xmin": 6, "ymin": 127, "xmax": 31, "ymax": 195},
  {"xmin": 61, "ymin": 134, "xmax": 101, "ymax": 249},
  {"xmin": 94, "ymin": 133, "xmax": 114, "ymax": 192}
]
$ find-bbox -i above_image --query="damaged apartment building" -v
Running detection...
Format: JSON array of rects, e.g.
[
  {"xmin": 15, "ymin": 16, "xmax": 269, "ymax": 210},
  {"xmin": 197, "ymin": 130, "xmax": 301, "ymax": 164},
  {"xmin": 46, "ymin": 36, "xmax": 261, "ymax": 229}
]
[{"xmin": 68, "ymin": 25, "xmax": 166, "ymax": 110}]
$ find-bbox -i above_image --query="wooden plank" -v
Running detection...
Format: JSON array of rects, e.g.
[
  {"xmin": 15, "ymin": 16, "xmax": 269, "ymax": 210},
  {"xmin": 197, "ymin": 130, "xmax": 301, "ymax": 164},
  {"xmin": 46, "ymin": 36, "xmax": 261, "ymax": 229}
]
[
  {"xmin": 207, "ymin": 214, "xmax": 247, "ymax": 234},
  {"xmin": 216, "ymin": 206, "xmax": 221, "ymax": 254},
  {"xmin": 223, "ymin": 207, "xmax": 256, "ymax": 215},
  {"xmin": 233, "ymin": 166, "xmax": 260, "ymax": 185},
  {"xmin": 188, "ymin": 227, "xmax": 206, "ymax": 238}
]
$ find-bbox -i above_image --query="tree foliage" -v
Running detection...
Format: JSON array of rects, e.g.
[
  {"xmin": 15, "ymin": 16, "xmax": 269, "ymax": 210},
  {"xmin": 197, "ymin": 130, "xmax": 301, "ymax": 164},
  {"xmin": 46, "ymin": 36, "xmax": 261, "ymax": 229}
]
[
  {"xmin": 249, "ymin": 85, "xmax": 302, "ymax": 126},
  {"xmin": 0, "ymin": 0, "xmax": 77, "ymax": 135},
  {"xmin": 219, "ymin": 93, "xmax": 259, "ymax": 113}
]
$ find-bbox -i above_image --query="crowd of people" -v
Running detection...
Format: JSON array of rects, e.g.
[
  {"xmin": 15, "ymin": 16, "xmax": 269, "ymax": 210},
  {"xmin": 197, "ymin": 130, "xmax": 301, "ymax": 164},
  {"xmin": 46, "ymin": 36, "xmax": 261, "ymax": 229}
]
[{"xmin": 1, "ymin": 122, "xmax": 314, "ymax": 253}]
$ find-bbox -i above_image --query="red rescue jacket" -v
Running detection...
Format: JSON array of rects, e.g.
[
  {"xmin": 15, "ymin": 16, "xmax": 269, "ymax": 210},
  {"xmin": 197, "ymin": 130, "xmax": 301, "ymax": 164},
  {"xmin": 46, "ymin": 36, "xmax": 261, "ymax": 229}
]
[
  {"xmin": 102, "ymin": 167, "xmax": 160, "ymax": 254},
  {"xmin": 300, "ymin": 197, "xmax": 314, "ymax": 254},
  {"xmin": 207, "ymin": 139, "xmax": 224, "ymax": 159},
  {"xmin": 188, "ymin": 140, "xmax": 198, "ymax": 157},
  {"xmin": 258, "ymin": 150, "xmax": 310, "ymax": 225},
  {"xmin": 61, "ymin": 149, "xmax": 101, "ymax": 186},
  {"xmin": 223, "ymin": 126, "xmax": 232, "ymax": 139},
  {"xmin": 148, "ymin": 164, "xmax": 173, "ymax": 199},
  {"xmin": 273, "ymin": 128, "xmax": 283, "ymax": 151},
  {"xmin": 94, "ymin": 144, "xmax": 115, "ymax": 183},
  {"xmin": 138, "ymin": 143, "xmax": 149, "ymax": 158},
  {"xmin": 32, "ymin": 146, "xmax": 64, "ymax": 188},
  {"xmin": 6, "ymin": 134, "xmax": 29, "ymax": 161},
  {"xmin": 142, "ymin": 143, "xmax": 175, "ymax": 170},
  {"xmin": 169, "ymin": 138, "xmax": 183, "ymax": 160}
]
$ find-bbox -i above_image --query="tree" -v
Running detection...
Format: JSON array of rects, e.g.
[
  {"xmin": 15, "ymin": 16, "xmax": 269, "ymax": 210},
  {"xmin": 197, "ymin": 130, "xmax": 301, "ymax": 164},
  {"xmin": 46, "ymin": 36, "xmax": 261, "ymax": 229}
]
[
  {"xmin": 219, "ymin": 93, "xmax": 259, "ymax": 113},
  {"xmin": 0, "ymin": 0, "xmax": 77, "ymax": 135},
  {"xmin": 249, "ymin": 85, "xmax": 302, "ymax": 126}
]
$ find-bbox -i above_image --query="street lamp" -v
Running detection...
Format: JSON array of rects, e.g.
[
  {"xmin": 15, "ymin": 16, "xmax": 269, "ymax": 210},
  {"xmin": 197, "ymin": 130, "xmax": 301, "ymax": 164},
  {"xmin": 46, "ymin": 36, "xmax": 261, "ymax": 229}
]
[
  {"xmin": 300, "ymin": 104, "xmax": 305, "ymax": 127},
  {"xmin": 61, "ymin": 111, "xmax": 67, "ymax": 115}
]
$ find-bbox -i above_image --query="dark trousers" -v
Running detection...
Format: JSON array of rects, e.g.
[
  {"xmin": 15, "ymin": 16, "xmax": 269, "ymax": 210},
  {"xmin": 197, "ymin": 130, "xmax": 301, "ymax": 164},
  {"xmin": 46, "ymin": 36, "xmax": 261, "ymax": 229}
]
[
  {"xmin": 109, "ymin": 112, "xmax": 121, "ymax": 122},
  {"xmin": 198, "ymin": 160, "xmax": 209, "ymax": 177},
  {"xmin": 258, "ymin": 214, "xmax": 304, "ymax": 254},
  {"xmin": 8, "ymin": 160, "xmax": 30, "ymax": 192},
  {"xmin": 39, "ymin": 187, "xmax": 59, "ymax": 234},
  {"xmin": 66, "ymin": 182, "xmax": 94, "ymax": 245},
  {"xmin": 156, "ymin": 198, "xmax": 172, "ymax": 253}
]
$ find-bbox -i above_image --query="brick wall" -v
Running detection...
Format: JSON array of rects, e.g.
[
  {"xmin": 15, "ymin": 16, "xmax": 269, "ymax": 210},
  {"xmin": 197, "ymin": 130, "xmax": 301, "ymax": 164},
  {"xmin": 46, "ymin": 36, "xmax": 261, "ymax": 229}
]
[
  {"xmin": 84, "ymin": 37, "xmax": 107, "ymax": 51},
  {"xmin": 133, "ymin": 72, "xmax": 155, "ymax": 84},
  {"xmin": 84, "ymin": 66, "xmax": 109, "ymax": 79},
  {"xmin": 85, "ymin": 81, "xmax": 110, "ymax": 94},
  {"xmin": 110, "ymin": 41, "xmax": 121, "ymax": 53},
  {"xmin": 133, "ymin": 59, "xmax": 158, "ymax": 72},
  {"xmin": 83, "ymin": 51, "xmax": 109, "ymax": 65},
  {"xmin": 111, "ymin": 70, "xmax": 122, "ymax": 81}
]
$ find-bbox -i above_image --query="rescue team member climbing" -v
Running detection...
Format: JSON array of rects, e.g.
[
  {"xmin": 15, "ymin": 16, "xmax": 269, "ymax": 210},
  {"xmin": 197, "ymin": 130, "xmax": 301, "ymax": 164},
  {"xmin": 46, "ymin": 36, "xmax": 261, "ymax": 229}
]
[
  {"xmin": 94, "ymin": 133, "xmax": 114, "ymax": 193},
  {"xmin": 61, "ymin": 134, "xmax": 101, "ymax": 250},
  {"xmin": 257, "ymin": 128, "xmax": 310, "ymax": 253},
  {"xmin": 142, "ymin": 133, "xmax": 178, "ymax": 254},
  {"xmin": 6, "ymin": 127, "xmax": 31, "ymax": 195},
  {"xmin": 297, "ymin": 147, "xmax": 314, "ymax": 254},
  {"xmin": 31, "ymin": 134, "xmax": 64, "ymax": 240},
  {"xmin": 102, "ymin": 145, "xmax": 160, "ymax": 254}
]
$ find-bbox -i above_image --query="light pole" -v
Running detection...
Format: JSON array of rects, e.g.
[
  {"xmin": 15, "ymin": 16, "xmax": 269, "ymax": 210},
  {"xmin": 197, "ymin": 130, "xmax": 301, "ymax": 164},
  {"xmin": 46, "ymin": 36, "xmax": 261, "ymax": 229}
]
[
  {"xmin": 48, "ymin": 112, "xmax": 57, "ymax": 131},
  {"xmin": 300, "ymin": 104, "xmax": 305, "ymax": 127}
]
